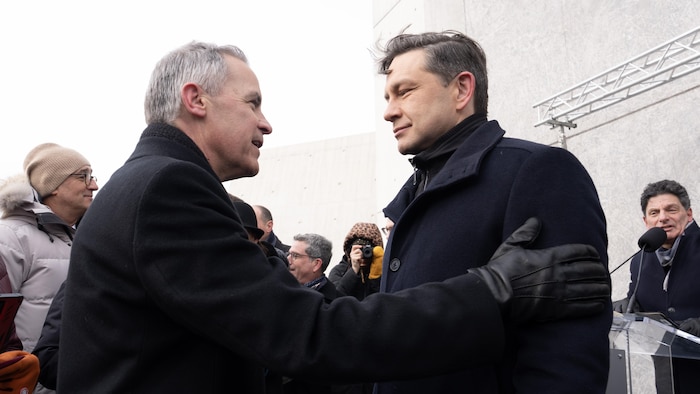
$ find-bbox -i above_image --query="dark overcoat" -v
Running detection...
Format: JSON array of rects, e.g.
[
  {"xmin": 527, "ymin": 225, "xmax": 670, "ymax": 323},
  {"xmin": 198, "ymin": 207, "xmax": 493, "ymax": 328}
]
[
  {"xmin": 381, "ymin": 120, "xmax": 612, "ymax": 394},
  {"xmin": 628, "ymin": 220, "xmax": 700, "ymax": 393},
  {"xmin": 629, "ymin": 220, "xmax": 700, "ymax": 321},
  {"xmin": 57, "ymin": 124, "xmax": 511, "ymax": 393}
]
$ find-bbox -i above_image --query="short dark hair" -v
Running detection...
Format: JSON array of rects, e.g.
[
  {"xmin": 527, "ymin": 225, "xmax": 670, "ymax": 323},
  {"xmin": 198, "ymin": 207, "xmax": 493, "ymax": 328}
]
[
  {"xmin": 376, "ymin": 29, "xmax": 488, "ymax": 115},
  {"xmin": 640, "ymin": 179, "xmax": 691, "ymax": 213}
]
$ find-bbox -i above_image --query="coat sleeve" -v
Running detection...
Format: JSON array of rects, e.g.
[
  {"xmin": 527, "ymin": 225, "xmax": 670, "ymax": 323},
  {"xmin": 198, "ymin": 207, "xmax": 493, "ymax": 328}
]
[
  {"xmin": 32, "ymin": 281, "xmax": 65, "ymax": 389},
  {"xmin": 504, "ymin": 146, "xmax": 612, "ymax": 393},
  {"xmin": 134, "ymin": 163, "xmax": 508, "ymax": 382}
]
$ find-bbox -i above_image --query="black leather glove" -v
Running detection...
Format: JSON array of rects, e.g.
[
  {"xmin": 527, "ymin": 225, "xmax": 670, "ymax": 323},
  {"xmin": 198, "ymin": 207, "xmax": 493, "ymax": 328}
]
[
  {"xmin": 679, "ymin": 317, "xmax": 700, "ymax": 337},
  {"xmin": 612, "ymin": 297, "xmax": 640, "ymax": 313},
  {"xmin": 468, "ymin": 217, "xmax": 610, "ymax": 324}
]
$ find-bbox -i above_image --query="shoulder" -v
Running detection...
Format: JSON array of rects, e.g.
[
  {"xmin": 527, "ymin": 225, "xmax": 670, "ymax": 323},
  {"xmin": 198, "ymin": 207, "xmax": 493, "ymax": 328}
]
[
  {"xmin": 0, "ymin": 216, "xmax": 44, "ymax": 248},
  {"xmin": 0, "ymin": 174, "xmax": 34, "ymax": 214},
  {"xmin": 493, "ymin": 138, "xmax": 588, "ymax": 175}
]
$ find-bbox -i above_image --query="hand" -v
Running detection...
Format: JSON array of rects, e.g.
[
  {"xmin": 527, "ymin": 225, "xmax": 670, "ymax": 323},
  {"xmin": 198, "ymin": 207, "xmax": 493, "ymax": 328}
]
[
  {"xmin": 349, "ymin": 245, "xmax": 363, "ymax": 274},
  {"xmin": 0, "ymin": 351, "xmax": 39, "ymax": 393},
  {"xmin": 468, "ymin": 217, "xmax": 610, "ymax": 324},
  {"xmin": 679, "ymin": 317, "xmax": 700, "ymax": 337},
  {"xmin": 612, "ymin": 297, "xmax": 639, "ymax": 313}
]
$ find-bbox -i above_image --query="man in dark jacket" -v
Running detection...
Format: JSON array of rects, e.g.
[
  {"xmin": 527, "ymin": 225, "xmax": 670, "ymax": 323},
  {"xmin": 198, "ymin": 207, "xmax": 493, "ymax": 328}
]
[
  {"xmin": 56, "ymin": 41, "xmax": 610, "ymax": 392},
  {"xmin": 286, "ymin": 233, "xmax": 338, "ymax": 303},
  {"xmin": 254, "ymin": 204, "xmax": 291, "ymax": 253},
  {"xmin": 622, "ymin": 179, "xmax": 700, "ymax": 393},
  {"xmin": 377, "ymin": 31, "xmax": 612, "ymax": 393}
]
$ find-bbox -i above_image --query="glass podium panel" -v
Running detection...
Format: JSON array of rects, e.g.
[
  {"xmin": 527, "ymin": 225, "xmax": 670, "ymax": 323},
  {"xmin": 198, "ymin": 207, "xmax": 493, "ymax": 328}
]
[{"xmin": 607, "ymin": 312, "xmax": 700, "ymax": 394}]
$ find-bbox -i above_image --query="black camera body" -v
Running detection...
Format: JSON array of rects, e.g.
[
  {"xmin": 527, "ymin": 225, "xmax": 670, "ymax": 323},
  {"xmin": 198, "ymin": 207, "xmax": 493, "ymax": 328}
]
[{"xmin": 361, "ymin": 244, "xmax": 373, "ymax": 259}]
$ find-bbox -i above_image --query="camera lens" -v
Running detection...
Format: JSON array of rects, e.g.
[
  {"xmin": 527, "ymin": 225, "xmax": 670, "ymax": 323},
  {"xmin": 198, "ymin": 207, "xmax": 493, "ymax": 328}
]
[{"xmin": 361, "ymin": 245, "xmax": 373, "ymax": 259}]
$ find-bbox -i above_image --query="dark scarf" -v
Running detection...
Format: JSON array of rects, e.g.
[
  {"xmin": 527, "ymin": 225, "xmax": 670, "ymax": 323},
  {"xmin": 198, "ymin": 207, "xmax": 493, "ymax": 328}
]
[
  {"xmin": 303, "ymin": 275, "xmax": 328, "ymax": 291},
  {"xmin": 409, "ymin": 113, "xmax": 487, "ymax": 197},
  {"xmin": 655, "ymin": 221, "xmax": 693, "ymax": 291}
]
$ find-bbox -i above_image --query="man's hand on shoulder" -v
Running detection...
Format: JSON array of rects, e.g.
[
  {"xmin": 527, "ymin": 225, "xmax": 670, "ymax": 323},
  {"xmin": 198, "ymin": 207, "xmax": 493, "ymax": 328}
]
[{"xmin": 468, "ymin": 217, "xmax": 610, "ymax": 324}]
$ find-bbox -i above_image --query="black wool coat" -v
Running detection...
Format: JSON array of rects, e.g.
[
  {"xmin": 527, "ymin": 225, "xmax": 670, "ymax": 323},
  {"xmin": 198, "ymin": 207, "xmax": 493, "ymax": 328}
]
[
  {"xmin": 628, "ymin": 220, "xmax": 700, "ymax": 393},
  {"xmin": 381, "ymin": 120, "xmax": 612, "ymax": 394},
  {"xmin": 58, "ymin": 123, "xmax": 511, "ymax": 393}
]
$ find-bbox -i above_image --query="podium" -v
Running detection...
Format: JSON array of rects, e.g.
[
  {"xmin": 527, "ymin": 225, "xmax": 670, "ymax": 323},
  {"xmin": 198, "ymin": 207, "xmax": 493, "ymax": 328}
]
[{"xmin": 607, "ymin": 312, "xmax": 700, "ymax": 394}]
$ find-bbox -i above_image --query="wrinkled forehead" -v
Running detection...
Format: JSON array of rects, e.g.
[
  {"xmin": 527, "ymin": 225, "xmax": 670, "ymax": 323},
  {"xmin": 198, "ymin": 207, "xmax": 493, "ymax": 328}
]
[{"xmin": 646, "ymin": 193, "xmax": 684, "ymax": 210}]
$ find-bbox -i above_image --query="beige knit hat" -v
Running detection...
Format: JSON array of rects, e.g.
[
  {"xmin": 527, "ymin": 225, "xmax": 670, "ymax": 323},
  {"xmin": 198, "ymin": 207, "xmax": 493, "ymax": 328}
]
[{"xmin": 23, "ymin": 143, "xmax": 90, "ymax": 198}]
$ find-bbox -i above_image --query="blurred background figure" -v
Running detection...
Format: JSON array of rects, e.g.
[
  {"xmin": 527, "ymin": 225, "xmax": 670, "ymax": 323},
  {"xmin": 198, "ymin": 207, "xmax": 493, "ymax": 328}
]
[
  {"xmin": 254, "ymin": 205, "xmax": 290, "ymax": 253},
  {"xmin": 328, "ymin": 222, "xmax": 383, "ymax": 301}
]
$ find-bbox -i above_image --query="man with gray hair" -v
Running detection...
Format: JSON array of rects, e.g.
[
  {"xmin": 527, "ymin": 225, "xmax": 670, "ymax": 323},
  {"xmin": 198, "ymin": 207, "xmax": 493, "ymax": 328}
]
[{"xmin": 287, "ymin": 233, "xmax": 336, "ymax": 301}]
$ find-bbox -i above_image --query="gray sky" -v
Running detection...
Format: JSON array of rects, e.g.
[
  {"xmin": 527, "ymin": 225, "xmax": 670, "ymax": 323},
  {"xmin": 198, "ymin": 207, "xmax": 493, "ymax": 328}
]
[{"xmin": 0, "ymin": 0, "xmax": 375, "ymax": 182}]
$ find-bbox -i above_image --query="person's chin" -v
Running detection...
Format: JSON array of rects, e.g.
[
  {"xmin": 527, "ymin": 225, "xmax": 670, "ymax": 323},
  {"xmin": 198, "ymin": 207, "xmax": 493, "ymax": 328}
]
[
  {"xmin": 397, "ymin": 144, "xmax": 418, "ymax": 155},
  {"xmin": 241, "ymin": 162, "xmax": 260, "ymax": 177},
  {"xmin": 396, "ymin": 141, "xmax": 412, "ymax": 155}
]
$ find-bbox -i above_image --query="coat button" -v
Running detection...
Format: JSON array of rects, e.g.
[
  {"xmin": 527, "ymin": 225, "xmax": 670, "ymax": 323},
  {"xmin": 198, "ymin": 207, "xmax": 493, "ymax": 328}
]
[
  {"xmin": 667, "ymin": 307, "xmax": 676, "ymax": 314},
  {"xmin": 389, "ymin": 258, "xmax": 401, "ymax": 272}
]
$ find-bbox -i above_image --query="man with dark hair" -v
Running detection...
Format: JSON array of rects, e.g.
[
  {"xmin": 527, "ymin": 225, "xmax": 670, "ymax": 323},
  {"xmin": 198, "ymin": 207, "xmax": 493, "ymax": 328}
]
[
  {"xmin": 620, "ymin": 179, "xmax": 700, "ymax": 393},
  {"xmin": 254, "ymin": 204, "xmax": 290, "ymax": 253},
  {"xmin": 376, "ymin": 30, "xmax": 612, "ymax": 393}
]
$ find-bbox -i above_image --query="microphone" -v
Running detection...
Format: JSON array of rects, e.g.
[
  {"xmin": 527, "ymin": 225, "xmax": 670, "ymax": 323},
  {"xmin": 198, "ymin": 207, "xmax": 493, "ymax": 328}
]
[
  {"xmin": 637, "ymin": 226, "xmax": 667, "ymax": 252},
  {"xmin": 626, "ymin": 227, "xmax": 667, "ymax": 313},
  {"xmin": 610, "ymin": 227, "xmax": 667, "ymax": 274}
]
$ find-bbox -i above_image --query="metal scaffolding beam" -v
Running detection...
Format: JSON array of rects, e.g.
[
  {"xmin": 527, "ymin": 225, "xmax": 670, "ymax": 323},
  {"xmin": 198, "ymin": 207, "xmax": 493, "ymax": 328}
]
[{"xmin": 533, "ymin": 26, "xmax": 700, "ymax": 129}]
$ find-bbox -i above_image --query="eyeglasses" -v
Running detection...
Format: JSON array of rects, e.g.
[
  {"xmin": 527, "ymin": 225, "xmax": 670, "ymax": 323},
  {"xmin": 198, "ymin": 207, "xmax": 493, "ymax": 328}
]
[
  {"xmin": 286, "ymin": 252, "xmax": 316, "ymax": 261},
  {"xmin": 70, "ymin": 172, "xmax": 97, "ymax": 187},
  {"xmin": 381, "ymin": 227, "xmax": 391, "ymax": 236}
]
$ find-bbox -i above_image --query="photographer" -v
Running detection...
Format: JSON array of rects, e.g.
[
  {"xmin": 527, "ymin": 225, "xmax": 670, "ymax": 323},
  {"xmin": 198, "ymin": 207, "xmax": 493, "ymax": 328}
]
[{"xmin": 329, "ymin": 223, "xmax": 384, "ymax": 301}]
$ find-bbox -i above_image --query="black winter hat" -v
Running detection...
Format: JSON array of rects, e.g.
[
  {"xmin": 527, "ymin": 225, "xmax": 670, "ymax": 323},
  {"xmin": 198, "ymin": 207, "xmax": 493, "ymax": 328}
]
[{"xmin": 233, "ymin": 201, "xmax": 265, "ymax": 240}]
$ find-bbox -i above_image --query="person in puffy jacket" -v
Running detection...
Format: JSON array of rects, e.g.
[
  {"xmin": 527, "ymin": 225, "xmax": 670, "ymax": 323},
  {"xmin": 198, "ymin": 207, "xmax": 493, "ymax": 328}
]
[{"xmin": 0, "ymin": 143, "xmax": 97, "ymax": 394}]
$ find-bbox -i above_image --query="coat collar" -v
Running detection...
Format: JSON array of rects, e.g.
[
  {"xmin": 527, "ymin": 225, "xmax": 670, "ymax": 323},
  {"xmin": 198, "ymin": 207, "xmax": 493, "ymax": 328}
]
[
  {"xmin": 130, "ymin": 123, "xmax": 218, "ymax": 181},
  {"xmin": 383, "ymin": 120, "xmax": 506, "ymax": 224},
  {"xmin": 422, "ymin": 120, "xmax": 505, "ymax": 191}
]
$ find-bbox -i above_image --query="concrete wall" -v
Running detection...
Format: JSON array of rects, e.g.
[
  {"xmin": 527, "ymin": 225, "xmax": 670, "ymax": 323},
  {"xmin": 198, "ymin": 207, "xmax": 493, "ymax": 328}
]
[
  {"xmin": 227, "ymin": 133, "xmax": 380, "ymax": 270},
  {"xmin": 228, "ymin": 1, "xmax": 700, "ymax": 296}
]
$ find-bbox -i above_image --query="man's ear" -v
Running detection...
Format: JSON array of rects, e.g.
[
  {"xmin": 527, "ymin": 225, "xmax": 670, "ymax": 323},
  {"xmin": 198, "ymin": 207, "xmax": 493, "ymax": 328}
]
[
  {"xmin": 312, "ymin": 258, "xmax": 323, "ymax": 273},
  {"xmin": 181, "ymin": 82, "xmax": 207, "ymax": 118},
  {"xmin": 454, "ymin": 71, "xmax": 476, "ymax": 111}
]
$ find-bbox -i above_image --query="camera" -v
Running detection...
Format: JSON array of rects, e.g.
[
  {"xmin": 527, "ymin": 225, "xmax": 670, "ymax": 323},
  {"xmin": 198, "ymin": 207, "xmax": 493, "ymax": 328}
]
[{"xmin": 361, "ymin": 244, "xmax": 373, "ymax": 259}]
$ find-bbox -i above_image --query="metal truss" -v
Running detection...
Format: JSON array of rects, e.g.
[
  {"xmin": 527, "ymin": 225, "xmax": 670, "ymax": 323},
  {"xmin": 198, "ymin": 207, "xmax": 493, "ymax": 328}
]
[{"xmin": 533, "ymin": 26, "xmax": 700, "ymax": 129}]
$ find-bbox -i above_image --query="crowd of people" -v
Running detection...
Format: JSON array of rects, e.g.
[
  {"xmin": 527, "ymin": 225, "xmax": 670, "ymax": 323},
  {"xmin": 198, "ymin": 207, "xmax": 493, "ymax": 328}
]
[{"xmin": 0, "ymin": 28, "xmax": 689, "ymax": 394}]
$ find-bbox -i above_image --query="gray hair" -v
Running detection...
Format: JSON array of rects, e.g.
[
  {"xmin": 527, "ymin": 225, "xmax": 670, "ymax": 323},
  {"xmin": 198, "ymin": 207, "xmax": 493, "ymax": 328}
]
[
  {"xmin": 144, "ymin": 41, "xmax": 248, "ymax": 125},
  {"xmin": 293, "ymin": 233, "xmax": 333, "ymax": 271}
]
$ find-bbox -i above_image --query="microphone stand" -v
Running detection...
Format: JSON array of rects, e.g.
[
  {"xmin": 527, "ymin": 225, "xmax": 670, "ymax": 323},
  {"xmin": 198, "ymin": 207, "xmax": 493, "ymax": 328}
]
[
  {"xmin": 609, "ymin": 251, "xmax": 640, "ymax": 275},
  {"xmin": 626, "ymin": 247, "xmax": 649, "ymax": 314}
]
